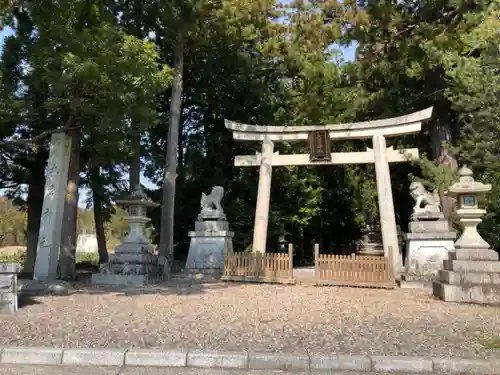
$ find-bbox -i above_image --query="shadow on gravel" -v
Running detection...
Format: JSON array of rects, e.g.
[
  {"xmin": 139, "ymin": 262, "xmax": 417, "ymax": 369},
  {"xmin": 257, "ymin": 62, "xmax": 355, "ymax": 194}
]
[
  {"xmin": 69, "ymin": 280, "xmax": 238, "ymax": 297},
  {"xmin": 17, "ymin": 296, "xmax": 41, "ymax": 309}
]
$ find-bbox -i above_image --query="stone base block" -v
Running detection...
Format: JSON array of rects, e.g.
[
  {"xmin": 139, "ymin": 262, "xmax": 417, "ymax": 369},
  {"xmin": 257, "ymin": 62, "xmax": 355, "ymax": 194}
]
[
  {"xmin": 195, "ymin": 220, "xmax": 229, "ymax": 232},
  {"xmin": 358, "ymin": 249, "xmax": 384, "ymax": 256},
  {"xmin": 448, "ymin": 249, "xmax": 499, "ymax": 261},
  {"xmin": 110, "ymin": 252, "xmax": 156, "ymax": 264},
  {"xmin": 115, "ymin": 242, "xmax": 154, "ymax": 254},
  {"xmin": 185, "ymin": 231, "xmax": 233, "ymax": 270},
  {"xmin": 104, "ymin": 262, "xmax": 158, "ymax": 276},
  {"xmin": 91, "ymin": 274, "xmax": 158, "ymax": 287},
  {"xmin": 444, "ymin": 259, "xmax": 500, "ymax": 272},
  {"xmin": 0, "ymin": 292, "xmax": 17, "ymax": 313},
  {"xmin": 405, "ymin": 232, "xmax": 456, "ymax": 241},
  {"xmin": 433, "ymin": 281, "xmax": 500, "ymax": 304},
  {"xmin": 439, "ymin": 270, "xmax": 500, "ymax": 285},
  {"xmin": 408, "ymin": 220, "xmax": 451, "ymax": 233},
  {"xmin": 19, "ymin": 280, "xmax": 71, "ymax": 296},
  {"xmin": 411, "ymin": 212, "xmax": 444, "ymax": 221},
  {"xmin": 398, "ymin": 279, "xmax": 432, "ymax": 291},
  {"xmin": 173, "ymin": 269, "xmax": 222, "ymax": 283},
  {"xmin": 404, "ymin": 238, "xmax": 454, "ymax": 281}
]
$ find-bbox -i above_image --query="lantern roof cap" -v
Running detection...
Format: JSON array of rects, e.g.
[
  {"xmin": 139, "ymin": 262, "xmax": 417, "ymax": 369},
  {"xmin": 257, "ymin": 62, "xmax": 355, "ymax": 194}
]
[
  {"xmin": 116, "ymin": 185, "xmax": 159, "ymax": 208},
  {"xmin": 446, "ymin": 165, "xmax": 491, "ymax": 197}
]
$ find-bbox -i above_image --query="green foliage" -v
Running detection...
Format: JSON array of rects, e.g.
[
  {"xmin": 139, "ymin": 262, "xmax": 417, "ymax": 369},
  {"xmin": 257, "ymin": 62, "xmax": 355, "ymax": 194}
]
[
  {"xmin": 409, "ymin": 153, "xmax": 458, "ymax": 194},
  {"xmin": 0, "ymin": 249, "xmax": 99, "ymax": 266},
  {"xmin": 0, "ymin": 198, "xmax": 138, "ymax": 253},
  {"xmin": 0, "ymin": 249, "xmax": 26, "ymax": 265},
  {"xmin": 0, "ymin": 198, "xmax": 26, "ymax": 247},
  {"xmin": 1, "ymin": 0, "xmax": 500, "ymax": 264},
  {"xmin": 75, "ymin": 252, "xmax": 99, "ymax": 266}
]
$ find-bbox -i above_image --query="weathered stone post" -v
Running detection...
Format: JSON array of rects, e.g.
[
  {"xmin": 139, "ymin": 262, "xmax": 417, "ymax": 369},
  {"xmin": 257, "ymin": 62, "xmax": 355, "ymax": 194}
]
[
  {"xmin": 433, "ymin": 166, "xmax": 500, "ymax": 304},
  {"xmin": 20, "ymin": 133, "xmax": 74, "ymax": 296},
  {"xmin": 33, "ymin": 133, "xmax": 72, "ymax": 281}
]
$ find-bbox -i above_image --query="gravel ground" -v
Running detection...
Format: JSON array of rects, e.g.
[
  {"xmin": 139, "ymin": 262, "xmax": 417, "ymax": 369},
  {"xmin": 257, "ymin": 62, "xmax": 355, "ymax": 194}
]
[{"xmin": 0, "ymin": 282, "xmax": 499, "ymax": 359}]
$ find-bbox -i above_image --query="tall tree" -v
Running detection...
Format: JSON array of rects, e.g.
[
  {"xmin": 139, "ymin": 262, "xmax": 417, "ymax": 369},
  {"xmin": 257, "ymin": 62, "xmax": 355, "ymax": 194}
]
[{"xmin": 0, "ymin": 0, "xmax": 171, "ymax": 269}]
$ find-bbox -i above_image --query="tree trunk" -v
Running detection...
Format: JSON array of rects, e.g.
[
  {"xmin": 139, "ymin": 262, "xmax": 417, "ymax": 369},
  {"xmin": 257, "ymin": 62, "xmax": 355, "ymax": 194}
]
[
  {"xmin": 59, "ymin": 128, "xmax": 81, "ymax": 280},
  {"xmin": 24, "ymin": 148, "xmax": 48, "ymax": 274},
  {"xmin": 90, "ymin": 166, "xmax": 109, "ymax": 264},
  {"xmin": 159, "ymin": 28, "xmax": 184, "ymax": 279},
  {"xmin": 430, "ymin": 120, "xmax": 458, "ymax": 220},
  {"xmin": 130, "ymin": 132, "xmax": 141, "ymax": 189}
]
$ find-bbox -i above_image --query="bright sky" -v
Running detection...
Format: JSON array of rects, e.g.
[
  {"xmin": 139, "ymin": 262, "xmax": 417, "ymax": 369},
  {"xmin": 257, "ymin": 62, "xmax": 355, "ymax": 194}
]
[{"xmin": 0, "ymin": 15, "xmax": 356, "ymax": 207}]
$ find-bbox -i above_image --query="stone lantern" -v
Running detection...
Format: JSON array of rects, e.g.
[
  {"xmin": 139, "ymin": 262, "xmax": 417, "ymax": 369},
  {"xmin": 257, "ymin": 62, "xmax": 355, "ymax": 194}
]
[
  {"xmin": 115, "ymin": 185, "xmax": 159, "ymax": 245},
  {"xmin": 433, "ymin": 166, "xmax": 500, "ymax": 304},
  {"xmin": 447, "ymin": 165, "xmax": 491, "ymax": 250},
  {"xmin": 91, "ymin": 185, "xmax": 160, "ymax": 287}
]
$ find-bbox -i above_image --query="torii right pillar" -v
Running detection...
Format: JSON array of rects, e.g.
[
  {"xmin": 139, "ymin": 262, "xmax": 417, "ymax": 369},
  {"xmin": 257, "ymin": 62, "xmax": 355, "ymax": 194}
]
[{"xmin": 373, "ymin": 134, "xmax": 402, "ymax": 277}]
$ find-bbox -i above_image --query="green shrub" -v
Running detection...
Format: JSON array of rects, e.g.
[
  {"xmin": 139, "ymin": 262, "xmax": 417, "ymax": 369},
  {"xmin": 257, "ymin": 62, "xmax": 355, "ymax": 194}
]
[
  {"xmin": 0, "ymin": 249, "xmax": 26, "ymax": 265},
  {"xmin": 76, "ymin": 252, "xmax": 100, "ymax": 265},
  {"xmin": 0, "ymin": 250, "xmax": 101, "ymax": 268}
]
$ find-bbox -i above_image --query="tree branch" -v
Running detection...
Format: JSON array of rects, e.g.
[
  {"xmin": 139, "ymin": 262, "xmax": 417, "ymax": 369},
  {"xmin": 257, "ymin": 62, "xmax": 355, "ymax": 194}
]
[{"xmin": 0, "ymin": 119, "xmax": 80, "ymax": 147}]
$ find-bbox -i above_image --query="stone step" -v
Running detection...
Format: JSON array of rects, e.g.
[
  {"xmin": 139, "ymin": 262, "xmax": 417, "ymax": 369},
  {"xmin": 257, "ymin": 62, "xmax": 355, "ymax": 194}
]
[
  {"xmin": 398, "ymin": 279, "xmax": 433, "ymax": 290},
  {"xmin": 448, "ymin": 249, "xmax": 499, "ymax": 261},
  {"xmin": 443, "ymin": 259, "xmax": 500, "ymax": 272},
  {"xmin": 439, "ymin": 270, "xmax": 500, "ymax": 285},
  {"xmin": 172, "ymin": 272, "xmax": 220, "ymax": 283},
  {"xmin": 91, "ymin": 274, "xmax": 158, "ymax": 287},
  {"xmin": 433, "ymin": 281, "xmax": 500, "ymax": 304}
]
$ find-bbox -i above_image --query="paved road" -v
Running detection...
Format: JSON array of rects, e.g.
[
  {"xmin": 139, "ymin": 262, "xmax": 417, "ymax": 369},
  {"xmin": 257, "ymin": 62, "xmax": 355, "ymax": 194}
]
[{"xmin": 0, "ymin": 365, "xmax": 404, "ymax": 375}]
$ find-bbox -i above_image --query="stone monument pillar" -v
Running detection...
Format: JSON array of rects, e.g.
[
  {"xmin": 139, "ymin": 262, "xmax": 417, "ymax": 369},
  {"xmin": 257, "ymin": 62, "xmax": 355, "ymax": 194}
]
[
  {"xmin": 33, "ymin": 133, "xmax": 73, "ymax": 281},
  {"xmin": 183, "ymin": 186, "xmax": 234, "ymax": 281},
  {"xmin": 433, "ymin": 166, "xmax": 500, "ymax": 304},
  {"xmin": 400, "ymin": 182, "xmax": 456, "ymax": 289},
  {"xmin": 20, "ymin": 133, "xmax": 74, "ymax": 296},
  {"xmin": 91, "ymin": 185, "xmax": 159, "ymax": 287}
]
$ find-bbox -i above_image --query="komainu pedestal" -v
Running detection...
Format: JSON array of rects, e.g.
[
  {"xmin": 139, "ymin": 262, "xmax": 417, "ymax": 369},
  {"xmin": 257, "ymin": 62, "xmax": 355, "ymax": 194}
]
[
  {"xmin": 401, "ymin": 182, "xmax": 456, "ymax": 289},
  {"xmin": 183, "ymin": 186, "xmax": 234, "ymax": 281},
  {"xmin": 433, "ymin": 166, "xmax": 500, "ymax": 304}
]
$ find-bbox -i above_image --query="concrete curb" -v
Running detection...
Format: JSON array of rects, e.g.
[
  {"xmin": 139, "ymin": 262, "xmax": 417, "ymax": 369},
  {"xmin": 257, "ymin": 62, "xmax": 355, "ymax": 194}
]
[{"xmin": 0, "ymin": 347, "xmax": 498, "ymax": 374}]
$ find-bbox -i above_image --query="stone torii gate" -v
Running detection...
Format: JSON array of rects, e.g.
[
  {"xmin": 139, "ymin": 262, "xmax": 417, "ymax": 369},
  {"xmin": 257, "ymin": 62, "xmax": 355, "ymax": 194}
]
[{"xmin": 225, "ymin": 107, "xmax": 434, "ymax": 275}]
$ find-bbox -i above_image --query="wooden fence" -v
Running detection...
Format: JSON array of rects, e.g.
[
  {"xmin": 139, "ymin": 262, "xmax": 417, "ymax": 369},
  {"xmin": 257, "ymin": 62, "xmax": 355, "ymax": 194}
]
[
  {"xmin": 222, "ymin": 244, "xmax": 295, "ymax": 284},
  {"xmin": 314, "ymin": 245, "xmax": 395, "ymax": 288}
]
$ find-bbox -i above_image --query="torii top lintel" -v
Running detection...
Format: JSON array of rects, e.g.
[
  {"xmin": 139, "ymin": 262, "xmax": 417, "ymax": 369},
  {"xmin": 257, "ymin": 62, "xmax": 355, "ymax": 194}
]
[{"xmin": 224, "ymin": 107, "xmax": 433, "ymax": 142}]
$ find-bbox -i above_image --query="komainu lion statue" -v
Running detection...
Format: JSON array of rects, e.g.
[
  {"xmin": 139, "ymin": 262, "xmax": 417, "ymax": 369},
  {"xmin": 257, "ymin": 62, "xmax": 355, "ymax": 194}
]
[
  {"xmin": 200, "ymin": 186, "xmax": 225, "ymax": 218},
  {"xmin": 409, "ymin": 181, "xmax": 441, "ymax": 216}
]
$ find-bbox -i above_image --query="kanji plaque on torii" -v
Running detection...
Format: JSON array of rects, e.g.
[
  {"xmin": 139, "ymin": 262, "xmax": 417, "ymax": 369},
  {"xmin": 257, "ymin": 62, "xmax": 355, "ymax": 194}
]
[{"xmin": 309, "ymin": 130, "xmax": 331, "ymax": 162}]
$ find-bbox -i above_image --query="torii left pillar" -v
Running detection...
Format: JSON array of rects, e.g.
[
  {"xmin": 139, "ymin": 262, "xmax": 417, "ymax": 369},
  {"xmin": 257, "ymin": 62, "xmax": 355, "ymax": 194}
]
[
  {"xmin": 253, "ymin": 137, "xmax": 273, "ymax": 253},
  {"xmin": 373, "ymin": 134, "xmax": 402, "ymax": 276}
]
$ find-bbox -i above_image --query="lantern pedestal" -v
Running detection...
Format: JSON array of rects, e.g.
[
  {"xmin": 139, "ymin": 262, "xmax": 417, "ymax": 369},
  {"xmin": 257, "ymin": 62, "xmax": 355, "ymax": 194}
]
[
  {"xmin": 358, "ymin": 224, "xmax": 384, "ymax": 256},
  {"xmin": 433, "ymin": 166, "xmax": 500, "ymax": 304},
  {"xmin": 91, "ymin": 186, "xmax": 159, "ymax": 287}
]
